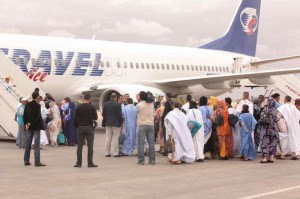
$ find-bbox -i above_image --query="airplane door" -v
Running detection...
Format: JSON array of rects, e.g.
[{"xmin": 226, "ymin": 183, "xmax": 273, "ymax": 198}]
[
  {"xmin": 114, "ymin": 58, "xmax": 123, "ymax": 76},
  {"xmin": 104, "ymin": 58, "xmax": 112, "ymax": 76},
  {"xmin": 233, "ymin": 57, "xmax": 243, "ymax": 73}
]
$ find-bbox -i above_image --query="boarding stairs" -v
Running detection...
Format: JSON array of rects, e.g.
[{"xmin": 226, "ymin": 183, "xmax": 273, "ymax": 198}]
[
  {"xmin": 264, "ymin": 75, "xmax": 300, "ymax": 102},
  {"xmin": 0, "ymin": 50, "xmax": 45, "ymax": 139}
]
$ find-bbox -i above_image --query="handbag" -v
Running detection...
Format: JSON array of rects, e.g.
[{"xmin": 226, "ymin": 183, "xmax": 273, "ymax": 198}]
[
  {"xmin": 57, "ymin": 132, "xmax": 65, "ymax": 144},
  {"xmin": 215, "ymin": 114, "xmax": 224, "ymax": 126},
  {"xmin": 258, "ymin": 110, "xmax": 271, "ymax": 126},
  {"xmin": 164, "ymin": 135, "xmax": 175, "ymax": 154},
  {"xmin": 64, "ymin": 109, "xmax": 72, "ymax": 122},
  {"xmin": 187, "ymin": 110, "xmax": 202, "ymax": 137},
  {"xmin": 228, "ymin": 114, "xmax": 239, "ymax": 127}
]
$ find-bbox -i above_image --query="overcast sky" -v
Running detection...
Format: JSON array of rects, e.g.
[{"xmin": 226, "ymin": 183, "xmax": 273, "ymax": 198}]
[{"xmin": 0, "ymin": 0, "xmax": 299, "ymax": 59}]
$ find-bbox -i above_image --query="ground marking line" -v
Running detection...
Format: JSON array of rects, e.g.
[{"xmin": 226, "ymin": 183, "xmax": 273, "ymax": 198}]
[{"xmin": 238, "ymin": 185, "xmax": 300, "ymax": 199}]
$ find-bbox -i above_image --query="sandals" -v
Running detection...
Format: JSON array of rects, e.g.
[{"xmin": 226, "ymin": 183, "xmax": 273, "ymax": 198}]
[{"xmin": 260, "ymin": 160, "xmax": 268, "ymax": 164}]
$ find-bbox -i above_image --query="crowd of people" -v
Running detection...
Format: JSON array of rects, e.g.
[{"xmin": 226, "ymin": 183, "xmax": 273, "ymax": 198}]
[
  {"xmin": 15, "ymin": 88, "xmax": 300, "ymax": 167},
  {"xmin": 102, "ymin": 91, "xmax": 300, "ymax": 165},
  {"xmin": 16, "ymin": 89, "xmax": 80, "ymax": 166}
]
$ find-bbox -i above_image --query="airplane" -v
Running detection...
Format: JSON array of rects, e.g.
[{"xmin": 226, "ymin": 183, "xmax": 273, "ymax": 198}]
[{"xmin": 1, "ymin": 0, "xmax": 300, "ymax": 110}]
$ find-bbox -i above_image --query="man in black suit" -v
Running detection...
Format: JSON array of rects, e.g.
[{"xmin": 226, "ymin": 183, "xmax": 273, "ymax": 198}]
[
  {"xmin": 23, "ymin": 91, "xmax": 46, "ymax": 167},
  {"xmin": 102, "ymin": 93, "xmax": 123, "ymax": 157}
]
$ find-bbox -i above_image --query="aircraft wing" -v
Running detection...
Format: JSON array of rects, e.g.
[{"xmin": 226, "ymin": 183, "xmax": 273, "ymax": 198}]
[
  {"xmin": 251, "ymin": 55, "xmax": 300, "ymax": 67},
  {"xmin": 153, "ymin": 67, "xmax": 300, "ymax": 87}
]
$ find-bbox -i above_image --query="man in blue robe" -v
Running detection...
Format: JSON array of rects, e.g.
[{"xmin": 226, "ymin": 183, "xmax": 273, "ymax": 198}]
[
  {"xmin": 121, "ymin": 98, "xmax": 138, "ymax": 156},
  {"xmin": 239, "ymin": 104, "xmax": 257, "ymax": 161},
  {"xmin": 198, "ymin": 96, "xmax": 214, "ymax": 144}
]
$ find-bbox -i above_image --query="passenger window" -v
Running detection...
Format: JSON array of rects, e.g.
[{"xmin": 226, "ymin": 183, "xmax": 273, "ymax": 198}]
[
  {"xmin": 195, "ymin": 66, "xmax": 198, "ymax": 71},
  {"xmin": 100, "ymin": 61, "xmax": 104, "ymax": 68},
  {"xmin": 187, "ymin": 65, "xmax": 190, "ymax": 71},
  {"xmin": 141, "ymin": 63, "xmax": 144, "ymax": 69},
  {"xmin": 204, "ymin": 66, "xmax": 207, "ymax": 71},
  {"xmin": 136, "ymin": 63, "xmax": 139, "ymax": 69},
  {"xmin": 161, "ymin": 64, "xmax": 165, "ymax": 70},
  {"xmin": 219, "ymin": 66, "xmax": 222, "ymax": 72},
  {"xmin": 151, "ymin": 63, "xmax": 155, "ymax": 69},
  {"xmin": 212, "ymin": 66, "xmax": 214, "ymax": 72},
  {"xmin": 124, "ymin": 62, "xmax": 127, "ymax": 68},
  {"xmin": 191, "ymin": 65, "xmax": 194, "ymax": 71},
  {"xmin": 117, "ymin": 62, "xmax": 121, "ymax": 68},
  {"xmin": 146, "ymin": 63, "xmax": 150, "ymax": 69},
  {"xmin": 166, "ymin": 64, "xmax": 170, "ymax": 70},
  {"xmin": 182, "ymin": 65, "xmax": 185, "ymax": 70},
  {"xmin": 226, "ymin": 67, "xmax": 229, "ymax": 72},
  {"xmin": 176, "ymin": 64, "xmax": 180, "ymax": 70},
  {"xmin": 200, "ymin": 66, "xmax": 202, "ymax": 71},
  {"xmin": 156, "ymin": 63, "xmax": 160, "ymax": 70},
  {"xmin": 106, "ymin": 61, "xmax": 110, "ymax": 68},
  {"xmin": 130, "ymin": 62, "xmax": 134, "ymax": 69},
  {"xmin": 172, "ymin": 64, "xmax": 175, "ymax": 70},
  {"xmin": 208, "ymin": 66, "xmax": 210, "ymax": 72}
]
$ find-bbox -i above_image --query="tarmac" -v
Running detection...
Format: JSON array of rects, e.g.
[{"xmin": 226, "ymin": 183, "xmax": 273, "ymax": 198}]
[{"xmin": 1, "ymin": 129, "xmax": 300, "ymax": 199}]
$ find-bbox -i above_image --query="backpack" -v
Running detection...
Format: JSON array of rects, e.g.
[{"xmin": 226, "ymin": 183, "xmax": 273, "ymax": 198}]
[
  {"xmin": 146, "ymin": 91, "xmax": 154, "ymax": 103},
  {"xmin": 215, "ymin": 114, "xmax": 224, "ymax": 126},
  {"xmin": 228, "ymin": 114, "xmax": 239, "ymax": 127}
]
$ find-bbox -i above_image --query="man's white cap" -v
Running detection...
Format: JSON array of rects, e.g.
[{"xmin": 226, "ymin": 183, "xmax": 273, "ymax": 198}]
[{"xmin": 21, "ymin": 97, "xmax": 28, "ymax": 102}]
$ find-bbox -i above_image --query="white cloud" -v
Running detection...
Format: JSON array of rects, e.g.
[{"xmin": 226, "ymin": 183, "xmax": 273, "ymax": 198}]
[
  {"xmin": 47, "ymin": 30, "xmax": 77, "ymax": 38},
  {"xmin": 101, "ymin": 18, "xmax": 173, "ymax": 38},
  {"xmin": 187, "ymin": 37, "xmax": 214, "ymax": 47},
  {"xmin": 46, "ymin": 19, "xmax": 83, "ymax": 28},
  {"xmin": 0, "ymin": 27, "xmax": 22, "ymax": 34},
  {"xmin": 105, "ymin": 0, "xmax": 132, "ymax": 6}
]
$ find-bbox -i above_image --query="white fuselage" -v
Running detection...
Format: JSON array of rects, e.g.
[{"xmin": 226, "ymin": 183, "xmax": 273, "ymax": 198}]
[{"xmin": 0, "ymin": 33, "xmax": 255, "ymax": 101}]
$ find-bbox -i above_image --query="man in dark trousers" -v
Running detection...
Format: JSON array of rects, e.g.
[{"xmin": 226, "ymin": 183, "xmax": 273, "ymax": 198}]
[
  {"xmin": 23, "ymin": 91, "xmax": 46, "ymax": 167},
  {"xmin": 102, "ymin": 93, "xmax": 123, "ymax": 157},
  {"xmin": 73, "ymin": 94, "xmax": 98, "ymax": 168}
]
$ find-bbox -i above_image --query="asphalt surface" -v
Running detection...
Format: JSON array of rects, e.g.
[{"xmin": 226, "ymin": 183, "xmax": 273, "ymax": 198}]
[{"xmin": 1, "ymin": 129, "xmax": 300, "ymax": 199}]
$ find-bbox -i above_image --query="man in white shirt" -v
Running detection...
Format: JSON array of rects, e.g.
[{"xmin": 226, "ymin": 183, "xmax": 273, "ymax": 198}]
[{"xmin": 236, "ymin": 92, "xmax": 253, "ymax": 115}]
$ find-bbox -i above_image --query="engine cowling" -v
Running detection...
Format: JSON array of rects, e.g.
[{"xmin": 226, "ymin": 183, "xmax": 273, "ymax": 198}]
[
  {"xmin": 98, "ymin": 84, "xmax": 165, "ymax": 112},
  {"xmin": 249, "ymin": 77, "xmax": 275, "ymax": 85}
]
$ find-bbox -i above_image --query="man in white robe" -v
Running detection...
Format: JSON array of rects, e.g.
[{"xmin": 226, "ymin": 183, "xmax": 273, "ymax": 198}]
[
  {"xmin": 186, "ymin": 100, "xmax": 205, "ymax": 162},
  {"xmin": 182, "ymin": 94, "xmax": 192, "ymax": 113},
  {"xmin": 165, "ymin": 102, "xmax": 195, "ymax": 163},
  {"xmin": 278, "ymin": 96, "xmax": 300, "ymax": 159},
  {"xmin": 236, "ymin": 92, "xmax": 253, "ymax": 115}
]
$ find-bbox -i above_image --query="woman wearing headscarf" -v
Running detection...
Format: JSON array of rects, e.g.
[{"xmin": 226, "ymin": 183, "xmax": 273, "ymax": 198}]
[
  {"xmin": 48, "ymin": 101, "xmax": 62, "ymax": 146},
  {"xmin": 155, "ymin": 100, "xmax": 166, "ymax": 154},
  {"xmin": 213, "ymin": 100, "xmax": 233, "ymax": 160},
  {"xmin": 187, "ymin": 100, "xmax": 205, "ymax": 162},
  {"xmin": 239, "ymin": 104, "xmax": 257, "ymax": 161},
  {"xmin": 259, "ymin": 98, "xmax": 279, "ymax": 163},
  {"xmin": 225, "ymin": 97, "xmax": 241, "ymax": 158},
  {"xmin": 64, "ymin": 100, "xmax": 77, "ymax": 146},
  {"xmin": 200, "ymin": 96, "xmax": 219, "ymax": 159}
]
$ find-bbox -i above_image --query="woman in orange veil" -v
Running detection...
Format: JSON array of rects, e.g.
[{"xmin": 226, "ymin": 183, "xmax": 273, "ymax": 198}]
[{"xmin": 214, "ymin": 100, "xmax": 233, "ymax": 160}]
